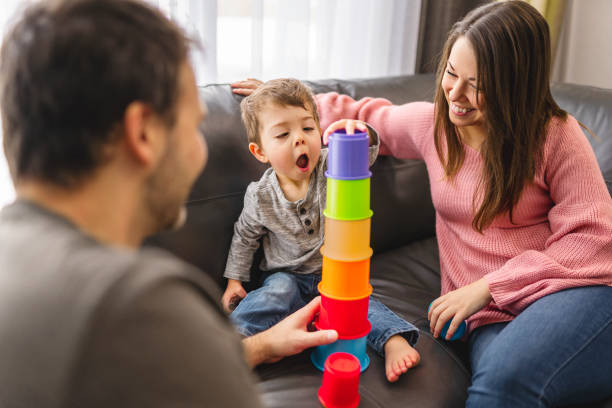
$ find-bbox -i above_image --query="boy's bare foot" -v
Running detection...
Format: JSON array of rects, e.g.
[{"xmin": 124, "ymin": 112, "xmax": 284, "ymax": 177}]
[{"xmin": 384, "ymin": 335, "xmax": 420, "ymax": 382}]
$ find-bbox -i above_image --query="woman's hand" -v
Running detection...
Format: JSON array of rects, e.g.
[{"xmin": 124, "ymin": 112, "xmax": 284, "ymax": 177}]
[
  {"xmin": 428, "ymin": 278, "xmax": 493, "ymax": 340},
  {"xmin": 322, "ymin": 119, "xmax": 369, "ymax": 145},
  {"xmin": 231, "ymin": 78, "xmax": 263, "ymax": 96}
]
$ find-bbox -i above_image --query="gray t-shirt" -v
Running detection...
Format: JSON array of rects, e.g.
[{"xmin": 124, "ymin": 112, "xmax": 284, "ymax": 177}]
[
  {"xmin": 224, "ymin": 135, "xmax": 379, "ymax": 282},
  {"xmin": 0, "ymin": 200, "xmax": 263, "ymax": 408}
]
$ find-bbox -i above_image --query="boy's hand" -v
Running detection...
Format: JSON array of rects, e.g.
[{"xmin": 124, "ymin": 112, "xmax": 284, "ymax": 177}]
[
  {"xmin": 222, "ymin": 279, "xmax": 247, "ymax": 313},
  {"xmin": 231, "ymin": 78, "xmax": 263, "ymax": 96},
  {"xmin": 322, "ymin": 119, "xmax": 369, "ymax": 145}
]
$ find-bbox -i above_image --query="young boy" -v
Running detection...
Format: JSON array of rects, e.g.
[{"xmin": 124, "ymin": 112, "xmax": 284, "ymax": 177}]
[{"xmin": 222, "ymin": 78, "xmax": 420, "ymax": 382}]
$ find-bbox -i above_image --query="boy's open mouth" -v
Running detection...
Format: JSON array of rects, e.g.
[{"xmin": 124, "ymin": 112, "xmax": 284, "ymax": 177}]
[{"xmin": 296, "ymin": 153, "xmax": 309, "ymax": 170}]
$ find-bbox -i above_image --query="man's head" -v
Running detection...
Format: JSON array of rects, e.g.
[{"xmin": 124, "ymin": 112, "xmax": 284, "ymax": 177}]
[
  {"xmin": 240, "ymin": 78, "xmax": 321, "ymax": 183},
  {"xmin": 0, "ymin": 0, "xmax": 207, "ymax": 234}
]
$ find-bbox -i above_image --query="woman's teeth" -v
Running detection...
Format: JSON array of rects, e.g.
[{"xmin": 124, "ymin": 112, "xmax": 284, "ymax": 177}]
[{"xmin": 451, "ymin": 103, "xmax": 475, "ymax": 115}]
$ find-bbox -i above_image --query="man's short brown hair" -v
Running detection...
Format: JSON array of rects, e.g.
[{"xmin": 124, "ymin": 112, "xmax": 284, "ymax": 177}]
[
  {"xmin": 0, "ymin": 0, "xmax": 189, "ymax": 188},
  {"xmin": 240, "ymin": 78, "xmax": 320, "ymax": 145}
]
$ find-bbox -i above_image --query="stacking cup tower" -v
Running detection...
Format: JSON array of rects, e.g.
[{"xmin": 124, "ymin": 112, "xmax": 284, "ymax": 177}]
[{"xmin": 311, "ymin": 129, "xmax": 373, "ymax": 372}]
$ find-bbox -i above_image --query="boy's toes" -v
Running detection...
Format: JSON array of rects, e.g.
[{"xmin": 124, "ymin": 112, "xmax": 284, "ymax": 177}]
[
  {"xmin": 386, "ymin": 365, "xmax": 399, "ymax": 382},
  {"xmin": 402, "ymin": 357, "xmax": 412, "ymax": 372},
  {"xmin": 410, "ymin": 351, "xmax": 421, "ymax": 367},
  {"xmin": 399, "ymin": 358, "xmax": 410, "ymax": 372}
]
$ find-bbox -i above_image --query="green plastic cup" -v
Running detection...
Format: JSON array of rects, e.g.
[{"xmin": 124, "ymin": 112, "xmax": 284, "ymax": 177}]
[{"xmin": 324, "ymin": 178, "xmax": 373, "ymax": 221}]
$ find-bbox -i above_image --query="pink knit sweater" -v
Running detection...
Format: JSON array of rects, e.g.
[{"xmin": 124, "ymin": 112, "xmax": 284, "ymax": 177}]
[{"xmin": 316, "ymin": 93, "xmax": 612, "ymax": 332}]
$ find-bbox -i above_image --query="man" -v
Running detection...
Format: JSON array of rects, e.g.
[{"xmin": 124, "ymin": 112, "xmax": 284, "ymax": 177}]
[{"xmin": 0, "ymin": 0, "xmax": 337, "ymax": 406}]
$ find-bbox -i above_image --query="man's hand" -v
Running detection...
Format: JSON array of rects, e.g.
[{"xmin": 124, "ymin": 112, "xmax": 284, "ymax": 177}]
[
  {"xmin": 242, "ymin": 297, "xmax": 338, "ymax": 367},
  {"xmin": 231, "ymin": 78, "xmax": 263, "ymax": 96},
  {"xmin": 428, "ymin": 278, "xmax": 492, "ymax": 340},
  {"xmin": 322, "ymin": 119, "xmax": 369, "ymax": 145},
  {"xmin": 222, "ymin": 279, "xmax": 247, "ymax": 313}
]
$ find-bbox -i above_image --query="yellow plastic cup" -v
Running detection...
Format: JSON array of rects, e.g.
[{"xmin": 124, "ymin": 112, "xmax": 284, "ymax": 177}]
[
  {"xmin": 320, "ymin": 216, "xmax": 373, "ymax": 262},
  {"xmin": 320, "ymin": 256, "xmax": 372, "ymax": 299},
  {"xmin": 324, "ymin": 178, "xmax": 373, "ymax": 221}
]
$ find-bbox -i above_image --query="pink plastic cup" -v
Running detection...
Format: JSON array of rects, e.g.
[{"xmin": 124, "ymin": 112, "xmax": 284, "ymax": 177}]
[{"xmin": 318, "ymin": 352, "xmax": 361, "ymax": 408}]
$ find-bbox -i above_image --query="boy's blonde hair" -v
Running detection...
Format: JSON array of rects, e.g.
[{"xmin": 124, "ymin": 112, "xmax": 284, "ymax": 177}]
[{"xmin": 240, "ymin": 78, "xmax": 320, "ymax": 145}]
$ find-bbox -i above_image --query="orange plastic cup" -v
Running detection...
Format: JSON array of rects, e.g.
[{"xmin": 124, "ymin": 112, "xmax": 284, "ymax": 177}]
[
  {"xmin": 316, "ymin": 288, "xmax": 372, "ymax": 339},
  {"xmin": 320, "ymin": 256, "xmax": 371, "ymax": 299},
  {"xmin": 320, "ymin": 216, "xmax": 373, "ymax": 262}
]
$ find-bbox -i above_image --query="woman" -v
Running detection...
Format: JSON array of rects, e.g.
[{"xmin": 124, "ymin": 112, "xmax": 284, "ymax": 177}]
[{"xmin": 232, "ymin": 1, "xmax": 612, "ymax": 406}]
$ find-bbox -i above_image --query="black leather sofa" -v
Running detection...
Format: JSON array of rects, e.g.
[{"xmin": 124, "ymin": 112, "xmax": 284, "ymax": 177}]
[{"xmin": 149, "ymin": 74, "xmax": 612, "ymax": 408}]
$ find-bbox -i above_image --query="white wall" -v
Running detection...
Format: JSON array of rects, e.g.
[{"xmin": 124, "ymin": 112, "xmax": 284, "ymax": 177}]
[
  {"xmin": 553, "ymin": 0, "xmax": 612, "ymax": 89},
  {"xmin": 0, "ymin": 135, "xmax": 12, "ymax": 208},
  {"xmin": 0, "ymin": 1, "xmax": 29, "ymax": 207}
]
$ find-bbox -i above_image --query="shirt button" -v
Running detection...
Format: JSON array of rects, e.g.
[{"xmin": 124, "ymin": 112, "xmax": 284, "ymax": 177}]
[
  {"xmin": 308, "ymin": 229, "xmax": 314, "ymax": 235},
  {"xmin": 300, "ymin": 208, "xmax": 306, "ymax": 215},
  {"xmin": 305, "ymin": 219, "xmax": 311, "ymax": 226}
]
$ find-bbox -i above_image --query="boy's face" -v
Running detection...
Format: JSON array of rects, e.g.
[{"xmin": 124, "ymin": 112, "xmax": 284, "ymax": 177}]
[{"xmin": 250, "ymin": 102, "xmax": 321, "ymax": 183}]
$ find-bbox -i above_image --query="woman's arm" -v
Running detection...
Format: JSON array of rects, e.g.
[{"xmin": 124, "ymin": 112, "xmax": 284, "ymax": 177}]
[
  {"xmin": 229, "ymin": 79, "xmax": 435, "ymax": 161},
  {"xmin": 315, "ymin": 92, "xmax": 435, "ymax": 161},
  {"xmin": 429, "ymin": 116, "xmax": 612, "ymax": 339},
  {"xmin": 484, "ymin": 116, "xmax": 612, "ymax": 314}
]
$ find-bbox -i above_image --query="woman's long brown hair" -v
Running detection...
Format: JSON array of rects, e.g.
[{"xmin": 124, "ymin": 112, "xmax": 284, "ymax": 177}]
[{"xmin": 433, "ymin": 0, "xmax": 567, "ymax": 232}]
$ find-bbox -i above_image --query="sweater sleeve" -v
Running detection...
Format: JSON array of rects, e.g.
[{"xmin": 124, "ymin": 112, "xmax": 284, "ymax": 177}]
[
  {"xmin": 366, "ymin": 124, "xmax": 380, "ymax": 166},
  {"xmin": 315, "ymin": 92, "xmax": 435, "ymax": 160},
  {"xmin": 223, "ymin": 184, "xmax": 265, "ymax": 282},
  {"xmin": 484, "ymin": 116, "xmax": 612, "ymax": 315}
]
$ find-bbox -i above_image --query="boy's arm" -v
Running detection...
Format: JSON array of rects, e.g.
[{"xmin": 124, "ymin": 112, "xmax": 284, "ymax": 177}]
[
  {"xmin": 366, "ymin": 123, "xmax": 380, "ymax": 166},
  {"xmin": 224, "ymin": 185, "xmax": 265, "ymax": 282}
]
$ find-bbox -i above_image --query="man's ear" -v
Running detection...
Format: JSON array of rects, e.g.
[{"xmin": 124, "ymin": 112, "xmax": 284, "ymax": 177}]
[
  {"xmin": 249, "ymin": 142, "xmax": 269, "ymax": 164},
  {"xmin": 123, "ymin": 101, "xmax": 164, "ymax": 167}
]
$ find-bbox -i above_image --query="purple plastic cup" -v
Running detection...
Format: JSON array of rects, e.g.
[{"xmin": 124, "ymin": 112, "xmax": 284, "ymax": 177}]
[{"xmin": 325, "ymin": 130, "xmax": 371, "ymax": 180}]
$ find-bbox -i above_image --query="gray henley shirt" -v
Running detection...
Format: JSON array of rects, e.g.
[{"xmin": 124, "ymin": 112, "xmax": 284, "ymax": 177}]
[{"xmin": 224, "ymin": 132, "xmax": 379, "ymax": 282}]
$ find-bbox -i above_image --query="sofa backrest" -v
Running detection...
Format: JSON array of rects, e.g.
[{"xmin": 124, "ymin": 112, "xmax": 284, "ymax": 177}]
[
  {"xmin": 148, "ymin": 74, "xmax": 612, "ymax": 286},
  {"xmin": 551, "ymin": 83, "xmax": 612, "ymax": 195}
]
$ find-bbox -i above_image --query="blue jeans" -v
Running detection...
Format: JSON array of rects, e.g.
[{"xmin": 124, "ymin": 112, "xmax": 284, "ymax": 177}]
[
  {"xmin": 466, "ymin": 285, "xmax": 612, "ymax": 407},
  {"xmin": 230, "ymin": 271, "xmax": 418, "ymax": 355}
]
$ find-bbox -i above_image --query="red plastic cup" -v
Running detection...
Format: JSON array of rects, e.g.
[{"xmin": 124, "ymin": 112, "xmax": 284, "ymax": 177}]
[
  {"xmin": 318, "ymin": 352, "xmax": 361, "ymax": 408},
  {"xmin": 316, "ymin": 288, "xmax": 372, "ymax": 339}
]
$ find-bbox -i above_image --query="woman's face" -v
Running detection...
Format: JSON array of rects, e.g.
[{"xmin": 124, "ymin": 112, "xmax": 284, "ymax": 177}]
[{"xmin": 441, "ymin": 36, "xmax": 485, "ymax": 130}]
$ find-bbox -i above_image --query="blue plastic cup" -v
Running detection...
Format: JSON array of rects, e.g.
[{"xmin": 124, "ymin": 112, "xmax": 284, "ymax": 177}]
[
  {"xmin": 325, "ymin": 130, "xmax": 371, "ymax": 180},
  {"xmin": 428, "ymin": 302, "xmax": 467, "ymax": 341},
  {"xmin": 311, "ymin": 335, "xmax": 370, "ymax": 372}
]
